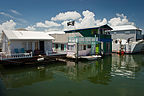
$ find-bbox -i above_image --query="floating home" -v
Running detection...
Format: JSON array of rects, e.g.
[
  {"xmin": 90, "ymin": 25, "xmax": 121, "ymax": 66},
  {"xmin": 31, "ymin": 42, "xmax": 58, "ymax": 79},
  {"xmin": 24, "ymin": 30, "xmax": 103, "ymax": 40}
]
[
  {"xmin": 51, "ymin": 25, "xmax": 112, "ymax": 58},
  {"xmin": 0, "ymin": 29, "xmax": 54, "ymax": 60},
  {"xmin": 65, "ymin": 25, "xmax": 113, "ymax": 56},
  {"xmin": 109, "ymin": 25, "xmax": 144, "ymax": 53}
]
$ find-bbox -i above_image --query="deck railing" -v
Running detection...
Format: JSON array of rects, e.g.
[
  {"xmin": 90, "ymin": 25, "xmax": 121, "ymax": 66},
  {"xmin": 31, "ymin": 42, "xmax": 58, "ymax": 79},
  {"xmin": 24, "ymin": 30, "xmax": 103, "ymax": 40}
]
[
  {"xmin": 68, "ymin": 37, "xmax": 98, "ymax": 44},
  {"xmin": 0, "ymin": 52, "xmax": 33, "ymax": 60}
]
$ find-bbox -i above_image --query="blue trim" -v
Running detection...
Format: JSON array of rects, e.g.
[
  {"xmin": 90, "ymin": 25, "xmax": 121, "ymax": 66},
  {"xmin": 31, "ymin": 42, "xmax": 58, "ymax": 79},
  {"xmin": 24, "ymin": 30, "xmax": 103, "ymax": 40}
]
[
  {"xmin": 65, "ymin": 24, "xmax": 112, "ymax": 33},
  {"xmin": 99, "ymin": 38, "xmax": 112, "ymax": 42}
]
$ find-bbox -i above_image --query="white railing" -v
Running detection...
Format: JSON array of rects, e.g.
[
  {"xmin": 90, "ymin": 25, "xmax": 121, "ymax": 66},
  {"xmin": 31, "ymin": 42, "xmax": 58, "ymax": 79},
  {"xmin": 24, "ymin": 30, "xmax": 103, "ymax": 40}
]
[
  {"xmin": 0, "ymin": 52, "xmax": 33, "ymax": 60},
  {"xmin": 68, "ymin": 37, "xmax": 98, "ymax": 43}
]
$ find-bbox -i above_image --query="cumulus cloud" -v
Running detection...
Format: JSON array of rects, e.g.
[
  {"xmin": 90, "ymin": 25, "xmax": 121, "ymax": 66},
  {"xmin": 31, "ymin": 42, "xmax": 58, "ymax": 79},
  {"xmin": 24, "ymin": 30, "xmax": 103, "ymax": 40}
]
[
  {"xmin": 36, "ymin": 20, "xmax": 61, "ymax": 28},
  {"xmin": 51, "ymin": 11, "xmax": 81, "ymax": 21},
  {"xmin": 108, "ymin": 13, "xmax": 134, "ymax": 26},
  {"xmin": 61, "ymin": 12, "xmax": 135, "ymax": 30},
  {"xmin": 10, "ymin": 9, "xmax": 22, "ymax": 15},
  {"xmin": 76, "ymin": 10, "xmax": 96, "ymax": 28},
  {"xmin": 0, "ymin": 20, "xmax": 16, "ymax": 32},
  {"xmin": 62, "ymin": 10, "xmax": 97, "ymax": 30},
  {"xmin": 25, "ymin": 10, "xmax": 136, "ymax": 32},
  {"xmin": 96, "ymin": 18, "xmax": 107, "ymax": 26}
]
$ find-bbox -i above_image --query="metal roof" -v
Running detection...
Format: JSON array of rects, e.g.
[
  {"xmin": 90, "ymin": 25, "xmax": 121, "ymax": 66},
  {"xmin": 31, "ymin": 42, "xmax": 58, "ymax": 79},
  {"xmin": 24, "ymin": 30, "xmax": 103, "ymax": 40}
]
[
  {"xmin": 64, "ymin": 24, "xmax": 112, "ymax": 33},
  {"xmin": 111, "ymin": 25, "xmax": 141, "ymax": 31},
  {"xmin": 3, "ymin": 30, "xmax": 54, "ymax": 40}
]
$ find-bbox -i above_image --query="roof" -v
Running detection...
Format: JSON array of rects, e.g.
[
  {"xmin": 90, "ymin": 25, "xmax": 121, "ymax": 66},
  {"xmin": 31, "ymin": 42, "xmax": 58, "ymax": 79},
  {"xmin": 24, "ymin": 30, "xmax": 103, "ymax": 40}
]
[
  {"xmin": 3, "ymin": 30, "xmax": 54, "ymax": 40},
  {"xmin": 64, "ymin": 24, "xmax": 112, "ymax": 33},
  {"xmin": 111, "ymin": 25, "xmax": 141, "ymax": 31},
  {"xmin": 50, "ymin": 33, "xmax": 82, "ymax": 43},
  {"xmin": 46, "ymin": 31, "xmax": 65, "ymax": 35}
]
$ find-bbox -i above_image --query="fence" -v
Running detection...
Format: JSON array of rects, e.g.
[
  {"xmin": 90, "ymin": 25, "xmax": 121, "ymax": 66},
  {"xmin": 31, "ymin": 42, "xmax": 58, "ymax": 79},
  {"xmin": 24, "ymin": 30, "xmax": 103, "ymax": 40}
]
[{"xmin": 0, "ymin": 52, "xmax": 33, "ymax": 60}]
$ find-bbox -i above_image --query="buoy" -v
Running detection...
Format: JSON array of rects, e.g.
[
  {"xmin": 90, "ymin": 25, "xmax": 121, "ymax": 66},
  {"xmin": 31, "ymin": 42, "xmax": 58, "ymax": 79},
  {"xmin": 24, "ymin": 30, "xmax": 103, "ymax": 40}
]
[{"xmin": 121, "ymin": 51, "xmax": 124, "ymax": 55}]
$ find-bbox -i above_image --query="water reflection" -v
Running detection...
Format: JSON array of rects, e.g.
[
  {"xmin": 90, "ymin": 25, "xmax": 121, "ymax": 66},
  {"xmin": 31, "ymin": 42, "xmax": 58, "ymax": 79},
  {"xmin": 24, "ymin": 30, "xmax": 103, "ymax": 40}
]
[
  {"xmin": 64, "ymin": 58, "xmax": 112, "ymax": 85},
  {"xmin": 0, "ymin": 54, "xmax": 143, "ymax": 89},
  {"xmin": 111, "ymin": 54, "xmax": 143, "ymax": 79},
  {"xmin": 0, "ymin": 78, "xmax": 7, "ymax": 96}
]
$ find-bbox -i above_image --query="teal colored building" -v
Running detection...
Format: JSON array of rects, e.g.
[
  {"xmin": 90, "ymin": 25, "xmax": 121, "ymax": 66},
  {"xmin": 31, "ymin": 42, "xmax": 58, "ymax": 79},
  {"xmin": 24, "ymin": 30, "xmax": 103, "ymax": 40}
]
[{"xmin": 65, "ymin": 25, "xmax": 113, "ymax": 55}]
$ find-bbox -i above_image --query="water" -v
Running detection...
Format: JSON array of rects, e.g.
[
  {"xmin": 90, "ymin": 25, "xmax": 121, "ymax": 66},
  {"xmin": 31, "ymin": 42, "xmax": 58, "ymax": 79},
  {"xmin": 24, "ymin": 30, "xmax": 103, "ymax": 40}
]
[{"xmin": 0, "ymin": 54, "xmax": 144, "ymax": 96}]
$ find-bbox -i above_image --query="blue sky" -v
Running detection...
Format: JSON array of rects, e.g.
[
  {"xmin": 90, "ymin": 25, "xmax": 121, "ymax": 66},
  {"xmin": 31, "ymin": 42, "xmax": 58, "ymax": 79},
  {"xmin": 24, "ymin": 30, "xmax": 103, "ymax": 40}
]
[{"xmin": 0, "ymin": 0, "xmax": 144, "ymax": 30}]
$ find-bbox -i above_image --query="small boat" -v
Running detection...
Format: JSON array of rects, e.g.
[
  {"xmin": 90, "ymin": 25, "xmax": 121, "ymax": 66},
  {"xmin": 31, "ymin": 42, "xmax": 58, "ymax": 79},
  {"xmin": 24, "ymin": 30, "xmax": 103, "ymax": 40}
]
[
  {"xmin": 80, "ymin": 55, "xmax": 101, "ymax": 61},
  {"xmin": 37, "ymin": 57, "xmax": 44, "ymax": 61},
  {"xmin": 37, "ymin": 55, "xmax": 44, "ymax": 61}
]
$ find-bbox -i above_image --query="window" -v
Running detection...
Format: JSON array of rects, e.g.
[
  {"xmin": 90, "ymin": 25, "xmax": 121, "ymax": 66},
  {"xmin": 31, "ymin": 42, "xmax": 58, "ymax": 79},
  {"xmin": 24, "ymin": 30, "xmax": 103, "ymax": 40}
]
[
  {"xmin": 79, "ymin": 45, "xmax": 82, "ymax": 51},
  {"xmin": 115, "ymin": 40, "xmax": 118, "ymax": 44},
  {"xmin": 55, "ymin": 44, "xmax": 58, "ymax": 49},
  {"xmin": 125, "ymin": 31, "xmax": 130, "ymax": 34},
  {"xmin": 22, "ymin": 42, "xmax": 27, "ymax": 49},
  {"xmin": 83, "ymin": 45, "xmax": 86, "ymax": 50},
  {"xmin": 87, "ymin": 45, "xmax": 91, "ymax": 48},
  {"xmin": 28, "ymin": 42, "xmax": 32, "ymax": 50},
  {"xmin": 68, "ymin": 45, "xmax": 74, "ymax": 50},
  {"xmin": 61, "ymin": 44, "xmax": 64, "ymax": 50}
]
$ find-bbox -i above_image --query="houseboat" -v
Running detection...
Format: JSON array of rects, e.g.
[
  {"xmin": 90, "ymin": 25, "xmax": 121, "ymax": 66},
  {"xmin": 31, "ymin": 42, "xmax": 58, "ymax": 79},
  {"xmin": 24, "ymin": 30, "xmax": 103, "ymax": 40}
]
[
  {"xmin": 109, "ymin": 25, "xmax": 144, "ymax": 54},
  {"xmin": 0, "ymin": 29, "xmax": 54, "ymax": 61},
  {"xmin": 50, "ymin": 25, "xmax": 113, "ymax": 59},
  {"xmin": 65, "ymin": 24, "xmax": 113, "ymax": 57}
]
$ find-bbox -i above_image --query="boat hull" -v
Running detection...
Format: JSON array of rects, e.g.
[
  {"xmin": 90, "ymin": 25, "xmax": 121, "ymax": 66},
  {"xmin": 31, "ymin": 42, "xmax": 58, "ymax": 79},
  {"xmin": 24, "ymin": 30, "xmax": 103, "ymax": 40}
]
[{"xmin": 112, "ymin": 40, "xmax": 144, "ymax": 54}]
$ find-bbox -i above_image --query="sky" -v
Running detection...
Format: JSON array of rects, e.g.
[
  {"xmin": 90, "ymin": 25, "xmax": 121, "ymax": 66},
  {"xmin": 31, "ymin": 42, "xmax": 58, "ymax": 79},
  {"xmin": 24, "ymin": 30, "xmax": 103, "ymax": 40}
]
[{"xmin": 0, "ymin": 0, "xmax": 144, "ymax": 32}]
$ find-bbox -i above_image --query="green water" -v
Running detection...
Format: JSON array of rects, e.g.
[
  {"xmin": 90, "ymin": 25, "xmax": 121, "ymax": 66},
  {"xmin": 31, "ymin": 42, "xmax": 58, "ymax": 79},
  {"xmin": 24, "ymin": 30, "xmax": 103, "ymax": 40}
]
[{"xmin": 0, "ymin": 54, "xmax": 144, "ymax": 96}]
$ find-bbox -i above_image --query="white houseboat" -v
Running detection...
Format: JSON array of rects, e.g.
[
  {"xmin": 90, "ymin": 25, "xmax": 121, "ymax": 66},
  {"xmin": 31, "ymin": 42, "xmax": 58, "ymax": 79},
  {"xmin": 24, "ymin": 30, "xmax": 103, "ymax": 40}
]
[
  {"xmin": 109, "ymin": 25, "xmax": 144, "ymax": 54},
  {"xmin": 0, "ymin": 29, "xmax": 54, "ymax": 60}
]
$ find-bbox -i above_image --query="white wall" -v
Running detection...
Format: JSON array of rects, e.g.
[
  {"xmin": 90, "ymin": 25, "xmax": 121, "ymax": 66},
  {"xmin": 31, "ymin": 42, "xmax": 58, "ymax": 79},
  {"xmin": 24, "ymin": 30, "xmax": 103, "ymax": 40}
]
[{"xmin": 10, "ymin": 40, "xmax": 53, "ymax": 54}]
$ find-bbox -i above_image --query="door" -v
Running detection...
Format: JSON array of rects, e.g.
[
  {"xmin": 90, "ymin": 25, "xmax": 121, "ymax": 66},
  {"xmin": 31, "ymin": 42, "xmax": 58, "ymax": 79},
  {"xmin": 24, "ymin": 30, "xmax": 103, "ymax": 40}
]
[
  {"xmin": 39, "ymin": 41, "xmax": 44, "ymax": 53},
  {"xmin": 95, "ymin": 44, "xmax": 99, "ymax": 54}
]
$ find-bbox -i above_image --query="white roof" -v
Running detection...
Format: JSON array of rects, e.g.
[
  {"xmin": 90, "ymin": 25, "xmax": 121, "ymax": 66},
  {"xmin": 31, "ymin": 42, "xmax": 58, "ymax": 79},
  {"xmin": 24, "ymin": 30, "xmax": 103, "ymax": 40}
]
[
  {"xmin": 46, "ymin": 31, "xmax": 65, "ymax": 35},
  {"xmin": 111, "ymin": 25, "xmax": 141, "ymax": 31},
  {"xmin": 3, "ymin": 30, "xmax": 54, "ymax": 40}
]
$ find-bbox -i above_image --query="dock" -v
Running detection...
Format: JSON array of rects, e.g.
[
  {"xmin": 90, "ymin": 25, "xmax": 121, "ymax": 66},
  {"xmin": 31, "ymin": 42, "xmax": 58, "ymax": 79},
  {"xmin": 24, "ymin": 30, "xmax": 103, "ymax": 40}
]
[{"xmin": 80, "ymin": 55, "xmax": 102, "ymax": 60}]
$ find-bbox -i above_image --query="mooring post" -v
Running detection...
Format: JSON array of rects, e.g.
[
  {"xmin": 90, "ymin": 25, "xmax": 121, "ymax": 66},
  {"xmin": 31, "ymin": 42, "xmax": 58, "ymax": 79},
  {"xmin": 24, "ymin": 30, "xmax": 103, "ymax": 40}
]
[{"xmin": 76, "ymin": 42, "xmax": 79, "ymax": 62}]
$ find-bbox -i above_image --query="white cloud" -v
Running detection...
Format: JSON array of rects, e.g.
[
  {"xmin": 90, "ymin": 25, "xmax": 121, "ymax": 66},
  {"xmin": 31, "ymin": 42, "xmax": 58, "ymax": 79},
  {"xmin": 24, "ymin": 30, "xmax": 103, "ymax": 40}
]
[
  {"xmin": 96, "ymin": 18, "xmax": 107, "ymax": 26},
  {"xmin": 51, "ymin": 11, "xmax": 81, "ymax": 21},
  {"xmin": 69, "ymin": 10, "xmax": 97, "ymax": 29},
  {"xmin": 108, "ymin": 13, "xmax": 134, "ymax": 26},
  {"xmin": 63, "ymin": 11, "xmax": 135, "ymax": 30},
  {"xmin": 0, "ymin": 12, "xmax": 14, "ymax": 18},
  {"xmin": 25, "ymin": 25, "xmax": 36, "ymax": 31},
  {"xmin": 36, "ymin": 20, "xmax": 61, "ymax": 28},
  {"xmin": 24, "ymin": 10, "xmax": 136, "ymax": 32},
  {"xmin": 0, "ymin": 20, "xmax": 16, "ymax": 32},
  {"xmin": 10, "ymin": 9, "xmax": 22, "ymax": 15}
]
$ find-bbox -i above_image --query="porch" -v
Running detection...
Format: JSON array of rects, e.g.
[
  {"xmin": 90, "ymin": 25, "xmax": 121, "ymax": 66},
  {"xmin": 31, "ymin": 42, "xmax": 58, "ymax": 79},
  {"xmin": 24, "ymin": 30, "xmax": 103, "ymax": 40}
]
[{"xmin": 0, "ymin": 52, "xmax": 33, "ymax": 61}]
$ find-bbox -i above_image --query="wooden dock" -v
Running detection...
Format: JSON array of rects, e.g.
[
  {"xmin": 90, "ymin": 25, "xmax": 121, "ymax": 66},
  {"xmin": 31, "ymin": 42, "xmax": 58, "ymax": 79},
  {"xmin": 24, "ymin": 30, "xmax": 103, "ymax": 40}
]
[{"xmin": 0, "ymin": 52, "xmax": 67, "ymax": 65}]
